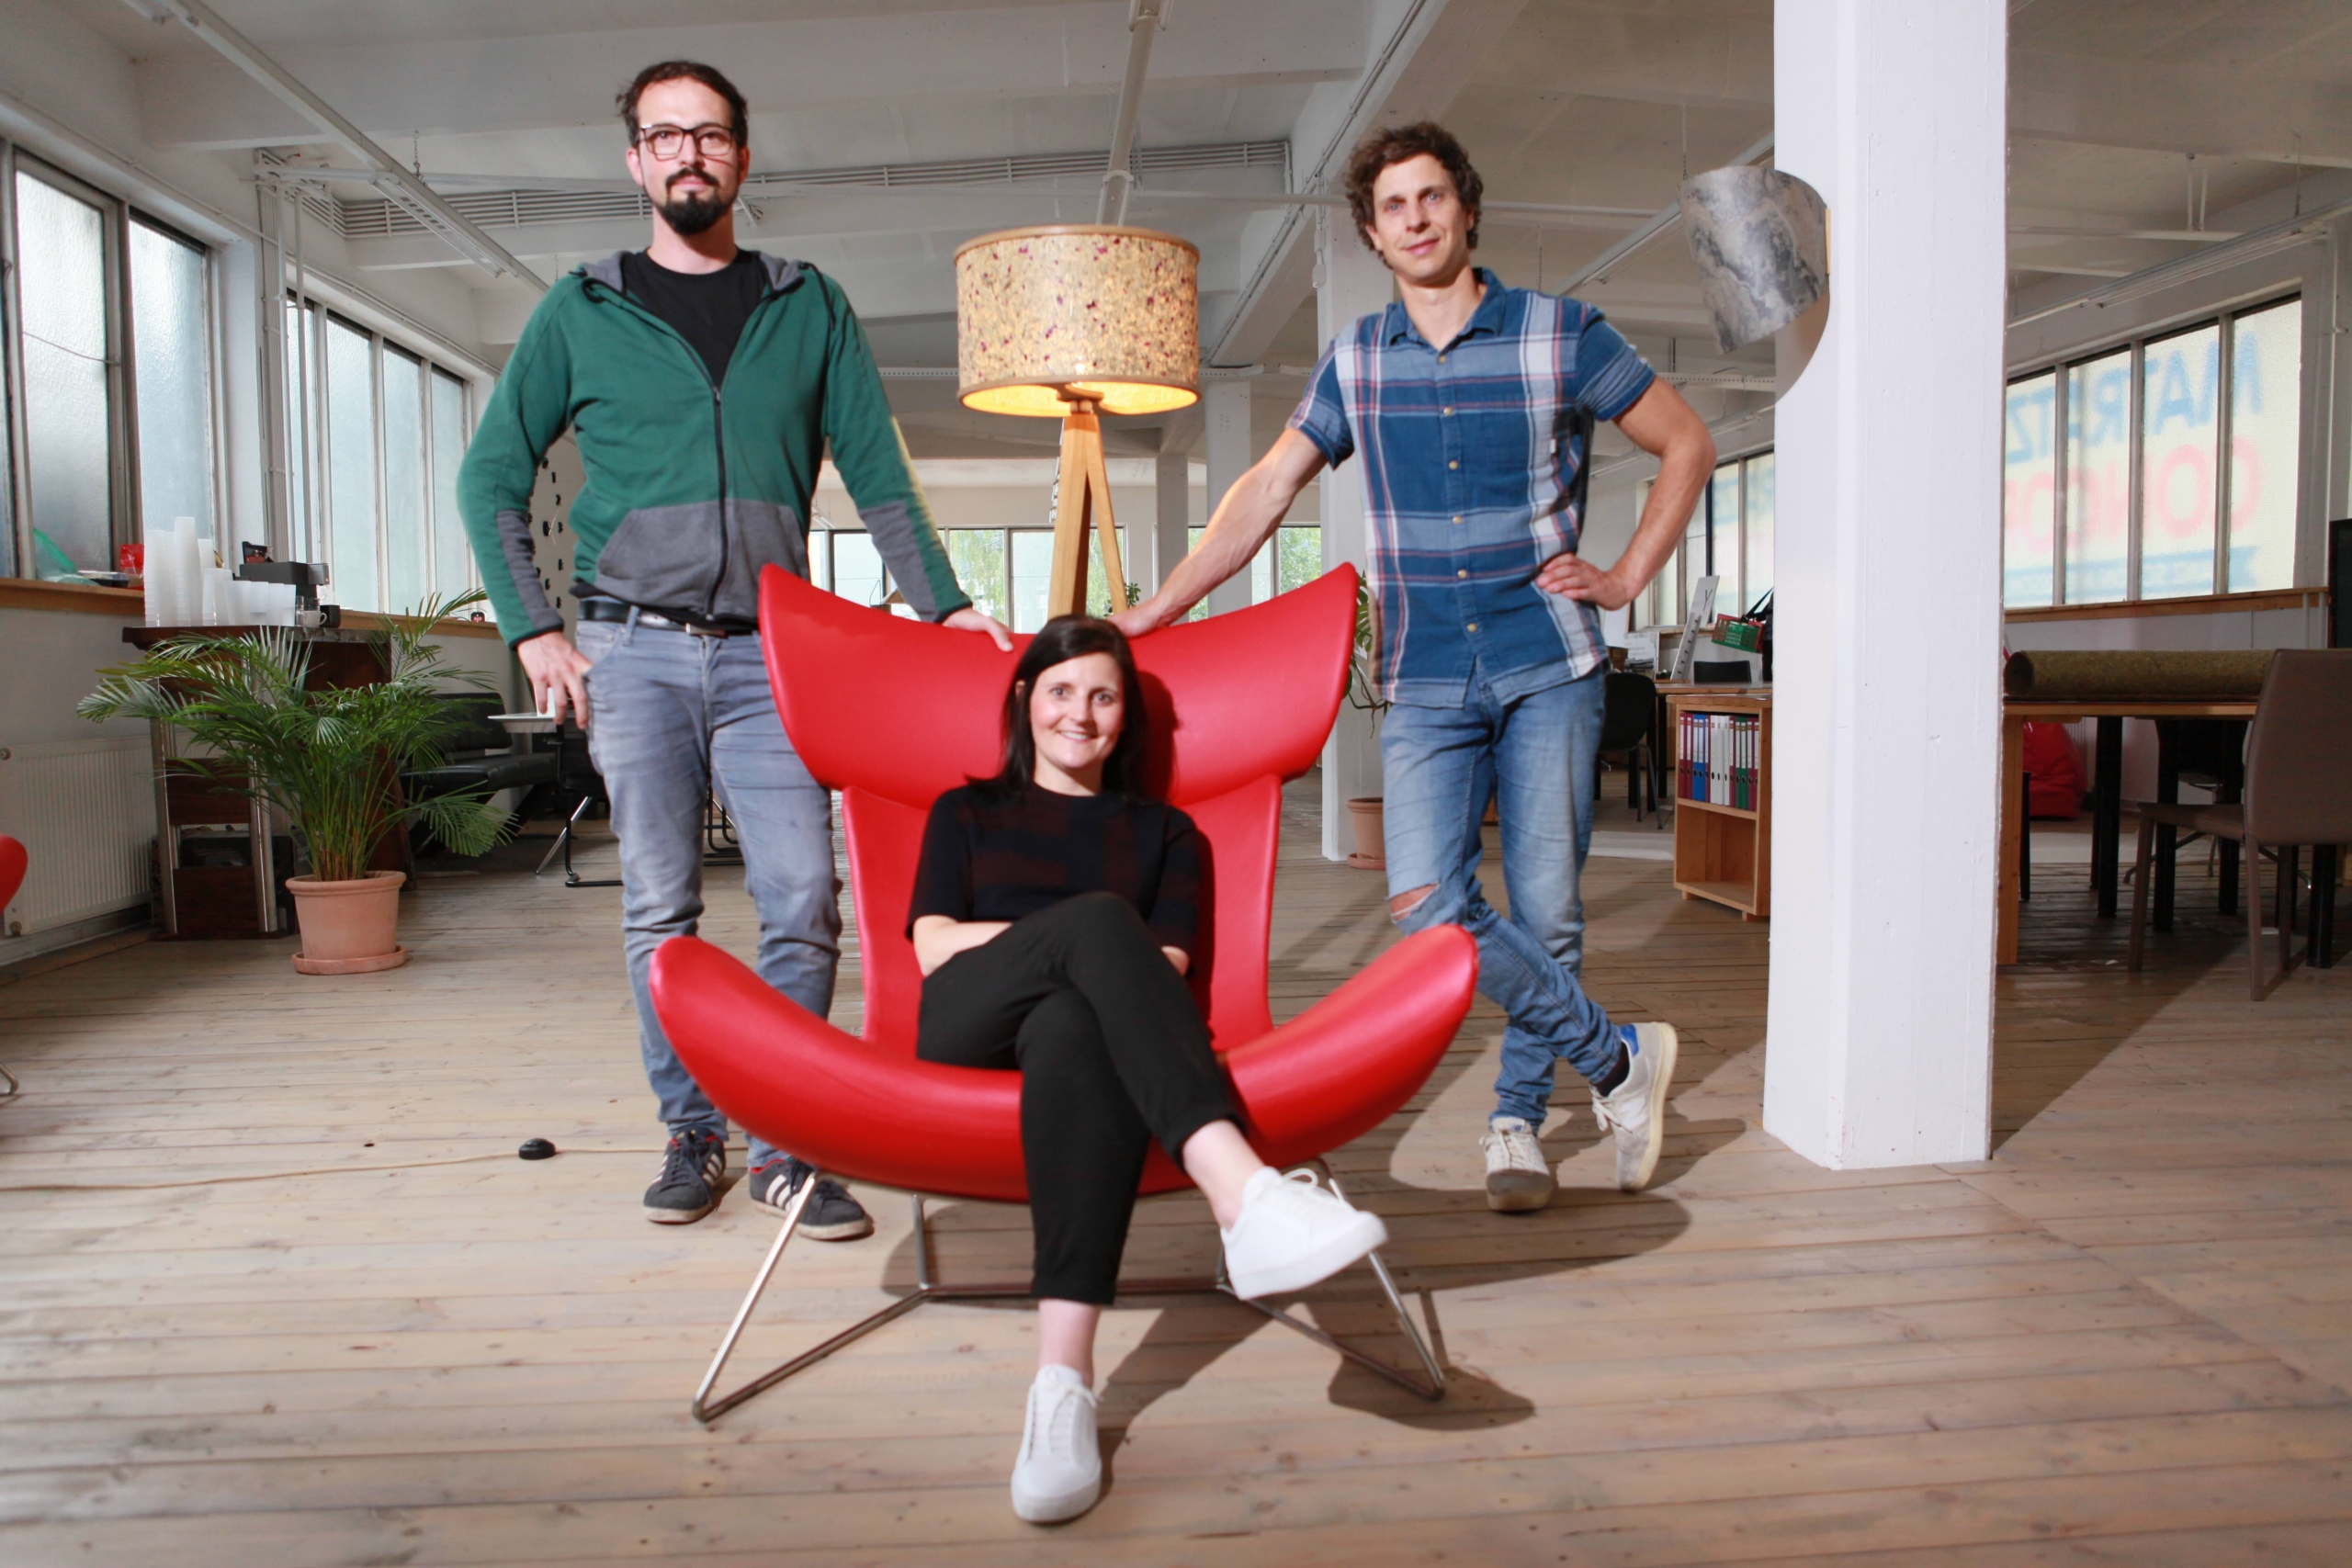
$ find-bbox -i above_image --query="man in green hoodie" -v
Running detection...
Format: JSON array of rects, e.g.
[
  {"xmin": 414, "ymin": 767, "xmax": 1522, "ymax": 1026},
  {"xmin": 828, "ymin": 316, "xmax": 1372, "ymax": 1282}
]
[{"xmin": 459, "ymin": 60, "xmax": 1011, "ymax": 1232}]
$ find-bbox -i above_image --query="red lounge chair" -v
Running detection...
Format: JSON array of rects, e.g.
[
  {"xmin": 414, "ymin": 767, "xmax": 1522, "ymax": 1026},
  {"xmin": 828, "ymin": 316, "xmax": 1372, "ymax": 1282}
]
[
  {"xmin": 1, "ymin": 834, "xmax": 24, "ymax": 1099},
  {"xmin": 650, "ymin": 565, "xmax": 1477, "ymax": 1421}
]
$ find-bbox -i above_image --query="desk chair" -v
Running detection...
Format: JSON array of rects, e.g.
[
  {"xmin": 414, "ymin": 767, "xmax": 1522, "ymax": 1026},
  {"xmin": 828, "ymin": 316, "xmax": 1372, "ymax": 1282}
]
[
  {"xmin": 2129, "ymin": 649, "xmax": 2352, "ymax": 997},
  {"xmin": 1599, "ymin": 671, "xmax": 1659, "ymax": 823},
  {"xmin": 649, "ymin": 566, "xmax": 1478, "ymax": 1423},
  {"xmin": 0, "ymin": 834, "xmax": 21, "ymax": 1097},
  {"xmin": 532, "ymin": 725, "xmax": 620, "ymax": 888}
]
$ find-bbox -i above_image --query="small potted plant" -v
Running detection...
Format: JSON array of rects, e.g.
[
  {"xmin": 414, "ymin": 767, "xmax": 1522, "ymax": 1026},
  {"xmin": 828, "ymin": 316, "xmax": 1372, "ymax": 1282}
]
[
  {"xmin": 82, "ymin": 592, "xmax": 512, "ymax": 974},
  {"xmin": 1344, "ymin": 576, "xmax": 1392, "ymax": 870}
]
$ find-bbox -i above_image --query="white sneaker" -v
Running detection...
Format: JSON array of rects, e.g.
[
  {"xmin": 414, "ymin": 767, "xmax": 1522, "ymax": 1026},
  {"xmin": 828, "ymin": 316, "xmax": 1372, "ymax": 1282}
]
[
  {"xmin": 1591, "ymin": 1021, "xmax": 1679, "ymax": 1191},
  {"xmin": 1010, "ymin": 1364, "xmax": 1101, "ymax": 1524},
  {"xmin": 1480, "ymin": 1115, "xmax": 1556, "ymax": 1212},
  {"xmin": 1220, "ymin": 1167, "xmax": 1388, "ymax": 1300}
]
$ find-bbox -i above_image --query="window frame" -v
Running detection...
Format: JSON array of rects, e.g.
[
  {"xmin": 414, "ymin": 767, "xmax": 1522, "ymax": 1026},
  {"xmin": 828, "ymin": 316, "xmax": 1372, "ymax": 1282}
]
[
  {"xmin": 281, "ymin": 295, "xmax": 477, "ymax": 611},
  {"xmin": 2004, "ymin": 289, "xmax": 2301, "ymax": 609},
  {"xmin": 2, "ymin": 141, "xmax": 234, "ymax": 584}
]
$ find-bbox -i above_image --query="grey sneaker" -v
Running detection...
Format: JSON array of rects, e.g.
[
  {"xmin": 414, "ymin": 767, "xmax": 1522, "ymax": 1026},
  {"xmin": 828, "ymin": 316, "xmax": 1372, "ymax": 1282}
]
[
  {"xmin": 747, "ymin": 1156, "xmax": 875, "ymax": 1241},
  {"xmin": 1480, "ymin": 1116, "xmax": 1555, "ymax": 1213},
  {"xmin": 644, "ymin": 1127, "xmax": 726, "ymax": 1224},
  {"xmin": 1591, "ymin": 1021, "xmax": 1679, "ymax": 1191}
]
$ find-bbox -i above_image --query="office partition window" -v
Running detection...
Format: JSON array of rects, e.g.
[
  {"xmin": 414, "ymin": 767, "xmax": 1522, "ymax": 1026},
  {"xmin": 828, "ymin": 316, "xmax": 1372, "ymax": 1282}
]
[{"xmin": 2003, "ymin": 295, "xmax": 2301, "ymax": 608}]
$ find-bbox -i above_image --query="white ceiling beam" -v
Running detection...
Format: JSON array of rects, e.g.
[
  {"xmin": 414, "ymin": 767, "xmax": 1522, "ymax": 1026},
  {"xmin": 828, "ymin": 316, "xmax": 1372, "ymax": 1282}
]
[
  {"xmin": 2009, "ymin": 51, "xmax": 2352, "ymax": 165},
  {"xmin": 132, "ymin": 0, "xmax": 1367, "ymax": 149},
  {"xmin": 1207, "ymin": 0, "xmax": 1532, "ymax": 367},
  {"xmin": 125, "ymin": 0, "xmax": 543, "ymax": 290}
]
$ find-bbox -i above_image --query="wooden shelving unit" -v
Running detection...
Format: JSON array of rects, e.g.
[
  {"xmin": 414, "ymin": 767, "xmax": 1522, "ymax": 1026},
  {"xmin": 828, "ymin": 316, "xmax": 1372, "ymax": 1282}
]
[{"xmin": 1666, "ymin": 690, "xmax": 1772, "ymax": 920}]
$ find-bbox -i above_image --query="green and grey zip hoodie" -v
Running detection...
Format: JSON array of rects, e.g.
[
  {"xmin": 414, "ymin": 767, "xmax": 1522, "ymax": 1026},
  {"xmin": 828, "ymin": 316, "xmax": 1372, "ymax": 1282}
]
[{"xmin": 458, "ymin": 250, "xmax": 968, "ymax": 647}]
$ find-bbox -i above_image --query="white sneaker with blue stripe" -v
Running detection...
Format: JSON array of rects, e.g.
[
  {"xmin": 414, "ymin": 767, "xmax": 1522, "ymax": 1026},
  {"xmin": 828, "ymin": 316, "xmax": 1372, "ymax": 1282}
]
[{"xmin": 1590, "ymin": 1021, "xmax": 1679, "ymax": 1191}]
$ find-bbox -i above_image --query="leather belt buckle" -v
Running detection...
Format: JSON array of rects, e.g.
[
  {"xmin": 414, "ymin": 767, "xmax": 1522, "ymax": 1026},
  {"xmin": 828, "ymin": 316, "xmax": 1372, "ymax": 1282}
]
[{"xmin": 684, "ymin": 620, "xmax": 729, "ymax": 639}]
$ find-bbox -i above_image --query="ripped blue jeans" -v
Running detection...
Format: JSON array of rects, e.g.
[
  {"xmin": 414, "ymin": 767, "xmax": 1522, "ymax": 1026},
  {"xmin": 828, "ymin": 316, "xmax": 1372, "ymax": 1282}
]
[{"xmin": 1381, "ymin": 663, "xmax": 1618, "ymax": 1128}]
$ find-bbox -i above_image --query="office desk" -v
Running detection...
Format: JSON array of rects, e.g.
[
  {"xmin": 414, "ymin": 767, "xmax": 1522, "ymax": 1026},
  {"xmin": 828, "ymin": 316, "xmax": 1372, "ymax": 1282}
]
[{"xmin": 1999, "ymin": 698, "xmax": 2257, "ymax": 965}]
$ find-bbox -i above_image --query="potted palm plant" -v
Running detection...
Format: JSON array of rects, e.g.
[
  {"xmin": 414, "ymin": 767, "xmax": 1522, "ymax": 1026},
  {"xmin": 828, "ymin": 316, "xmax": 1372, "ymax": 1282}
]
[
  {"xmin": 82, "ymin": 592, "xmax": 512, "ymax": 974},
  {"xmin": 1345, "ymin": 576, "xmax": 1392, "ymax": 870}
]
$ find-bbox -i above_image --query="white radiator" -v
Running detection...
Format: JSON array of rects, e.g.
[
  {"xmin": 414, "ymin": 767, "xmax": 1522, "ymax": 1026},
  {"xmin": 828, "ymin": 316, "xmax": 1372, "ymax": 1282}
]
[{"xmin": 0, "ymin": 738, "xmax": 157, "ymax": 936}]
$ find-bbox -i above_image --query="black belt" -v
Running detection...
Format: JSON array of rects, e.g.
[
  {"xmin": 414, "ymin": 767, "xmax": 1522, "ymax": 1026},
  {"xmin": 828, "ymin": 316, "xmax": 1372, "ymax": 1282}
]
[{"xmin": 577, "ymin": 598, "xmax": 751, "ymax": 638}]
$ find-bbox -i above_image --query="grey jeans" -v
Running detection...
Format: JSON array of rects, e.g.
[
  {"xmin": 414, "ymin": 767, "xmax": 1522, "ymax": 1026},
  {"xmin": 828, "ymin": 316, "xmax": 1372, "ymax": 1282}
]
[{"xmin": 577, "ymin": 614, "xmax": 840, "ymax": 1168}]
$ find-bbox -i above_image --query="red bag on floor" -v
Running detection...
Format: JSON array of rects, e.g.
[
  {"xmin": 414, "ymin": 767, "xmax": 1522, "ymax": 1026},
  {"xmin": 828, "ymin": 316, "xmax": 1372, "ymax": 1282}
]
[{"xmin": 2023, "ymin": 721, "xmax": 2083, "ymax": 818}]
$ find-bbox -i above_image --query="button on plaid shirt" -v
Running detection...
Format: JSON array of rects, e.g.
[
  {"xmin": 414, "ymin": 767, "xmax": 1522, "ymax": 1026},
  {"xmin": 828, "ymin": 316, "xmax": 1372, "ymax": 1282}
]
[{"xmin": 1287, "ymin": 269, "xmax": 1657, "ymax": 707}]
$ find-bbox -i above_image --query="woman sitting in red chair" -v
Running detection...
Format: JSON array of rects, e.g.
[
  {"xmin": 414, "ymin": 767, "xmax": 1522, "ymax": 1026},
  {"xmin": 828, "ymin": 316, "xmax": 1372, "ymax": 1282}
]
[{"xmin": 910, "ymin": 615, "xmax": 1388, "ymax": 1524}]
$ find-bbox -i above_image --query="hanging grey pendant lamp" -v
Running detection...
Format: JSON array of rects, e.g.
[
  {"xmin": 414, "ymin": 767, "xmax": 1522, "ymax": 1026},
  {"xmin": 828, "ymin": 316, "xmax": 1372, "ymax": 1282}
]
[{"xmin": 1679, "ymin": 166, "xmax": 1828, "ymax": 354}]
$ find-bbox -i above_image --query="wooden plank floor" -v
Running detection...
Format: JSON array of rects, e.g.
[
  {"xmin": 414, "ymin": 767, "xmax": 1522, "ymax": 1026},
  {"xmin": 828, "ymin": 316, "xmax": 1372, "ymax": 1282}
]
[{"xmin": 4, "ymin": 783, "xmax": 2350, "ymax": 1565}]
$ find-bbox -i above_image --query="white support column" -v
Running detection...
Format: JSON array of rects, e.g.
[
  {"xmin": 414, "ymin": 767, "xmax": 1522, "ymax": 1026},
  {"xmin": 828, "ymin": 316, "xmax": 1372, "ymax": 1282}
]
[
  {"xmin": 1316, "ymin": 207, "xmax": 1396, "ymax": 862},
  {"xmin": 1148, "ymin": 438, "xmax": 1190, "ymax": 597},
  {"xmin": 1763, "ymin": 0, "xmax": 2007, "ymax": 1168},
  {"xmin": 1202, "ymin": 378, "xmax": 1254, "ymax": 616}
]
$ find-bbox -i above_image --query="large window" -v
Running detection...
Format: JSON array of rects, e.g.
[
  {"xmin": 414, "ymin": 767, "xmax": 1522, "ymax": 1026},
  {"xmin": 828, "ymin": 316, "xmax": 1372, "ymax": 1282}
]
[
  {"xmin": 283, "ymin": 299, "xmax": 477, "ymax": 614},
  {"xmin": 1638, "ymin": 449, "xmax": 1774, "ymax": 628},
  {"xmin": 2004, "ymin": 297, "xmax": 2301, "ymax": 607},
  {"xmin": 816, "ymin": 523, "xmax": 1315, "ymax": 630},
  {"xmin": 7, "ymin": 156, "xmax": 222, "ymax": 582}
]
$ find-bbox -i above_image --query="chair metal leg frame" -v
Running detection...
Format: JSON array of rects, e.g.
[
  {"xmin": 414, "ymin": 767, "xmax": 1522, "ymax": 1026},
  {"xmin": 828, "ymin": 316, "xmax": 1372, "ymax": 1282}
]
[
  {"xmin": 532, "ymin": 795, "xmax": 590, "ymax": 878},
  {"xmin": 690, "ymin": 1172, "xmax": 1447, "ymax": 1425}
]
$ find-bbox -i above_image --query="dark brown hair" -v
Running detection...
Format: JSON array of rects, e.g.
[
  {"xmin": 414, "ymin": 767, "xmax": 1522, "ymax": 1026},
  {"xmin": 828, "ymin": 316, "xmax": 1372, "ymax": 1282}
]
[
  {"xmin": 1342, "ymin": 120, "xmax": 1483, "ymax": 253},
  {"xmin": 982, "ymin": 616, "xmax": 1152, "ymax": 798},
  {"xmin": 617, "ymin": 61, "xmax": 750, "ymax": 147}
]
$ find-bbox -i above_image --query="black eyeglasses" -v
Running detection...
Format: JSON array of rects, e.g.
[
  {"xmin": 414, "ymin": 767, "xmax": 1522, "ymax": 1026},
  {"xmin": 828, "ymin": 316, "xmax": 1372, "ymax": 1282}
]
[{"xmin": 636, "ymin": 124, "xmax": 739, "ymax": 160}]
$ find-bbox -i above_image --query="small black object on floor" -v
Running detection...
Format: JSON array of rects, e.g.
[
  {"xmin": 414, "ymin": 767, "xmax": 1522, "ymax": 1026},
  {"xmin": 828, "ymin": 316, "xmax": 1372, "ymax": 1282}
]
[{"xmin": 518, "ymin": 1138, "xmax": 557, "ymax": 1160}]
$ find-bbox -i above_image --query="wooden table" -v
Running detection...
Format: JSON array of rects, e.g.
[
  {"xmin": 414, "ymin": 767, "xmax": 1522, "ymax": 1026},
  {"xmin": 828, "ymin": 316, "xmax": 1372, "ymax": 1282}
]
[
  {"xmin": 1999, "ymin": 698, "xmax": 2257, "ymax": 965},
  {"xmin": 124, "ymin": 626, "xmax": 394, "ymax": 938}
]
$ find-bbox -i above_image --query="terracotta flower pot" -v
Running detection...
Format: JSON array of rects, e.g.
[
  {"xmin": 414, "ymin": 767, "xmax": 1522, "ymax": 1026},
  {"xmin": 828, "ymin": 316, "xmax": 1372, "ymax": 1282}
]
[
  {"xmin": 1345, "ymin": 796, "xmax": 1385, "ymax": 871},
  {"xmin": 286, "ymin": 870, "xmax": 409, "ymax": 974}
]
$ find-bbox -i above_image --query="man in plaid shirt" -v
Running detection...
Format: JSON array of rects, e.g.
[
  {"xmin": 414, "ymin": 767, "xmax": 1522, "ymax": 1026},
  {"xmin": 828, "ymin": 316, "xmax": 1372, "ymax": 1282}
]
[{"xmin": 1116, "ymin": 123, "xmax": 1714, "ymax": 1210}]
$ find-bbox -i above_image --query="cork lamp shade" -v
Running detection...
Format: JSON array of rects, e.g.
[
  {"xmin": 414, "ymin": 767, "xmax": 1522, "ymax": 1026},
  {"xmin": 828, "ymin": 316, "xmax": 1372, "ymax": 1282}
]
[{"xmin": 955, "ymin": 225, "xmax": 1199, "ymax": 416}]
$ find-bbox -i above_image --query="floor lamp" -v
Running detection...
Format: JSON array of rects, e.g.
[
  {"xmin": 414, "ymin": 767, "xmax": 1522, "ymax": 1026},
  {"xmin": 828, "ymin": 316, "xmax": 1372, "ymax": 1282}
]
[{"xmin": 955, "ymin": 225, "xmax": 1199, "ymax": 620}]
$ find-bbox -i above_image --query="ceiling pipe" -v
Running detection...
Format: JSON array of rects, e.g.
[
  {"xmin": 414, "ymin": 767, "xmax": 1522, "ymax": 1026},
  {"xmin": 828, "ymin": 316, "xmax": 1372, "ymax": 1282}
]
[
  {"xmin": 123, "ymin": 0, "xmax": 545, "ymax": 290},
  {"xmin": 1098, "ymin": 0, "xmax": 1169, "ymax": 225},
  {"xmin": 1561, "ymin": 133, "xmax": 1775, "ymax": 295},
  {"xmin": 2007, "ymin": 193, "xmax": 2352, "ymax": 328}
]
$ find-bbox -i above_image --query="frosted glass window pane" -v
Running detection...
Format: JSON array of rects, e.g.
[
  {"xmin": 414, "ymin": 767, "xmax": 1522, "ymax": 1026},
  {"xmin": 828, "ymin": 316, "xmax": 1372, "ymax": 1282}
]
[
  {"xmin": 2139, "ymin": 324, "xmax": 2220, "ymax": 599},
  {"xmin": 1742, "ymin": 452, "xmax": 1774, "ymax": 609},
  {"xmin": 2002, "ymin": 374, "xmax": 2055, "ymax": 608},
  {"xmin": 1082, "ymin": 526, "xmax": 1132, "ymax": 615},
  {"xmin": 1248, "ymin": 538, "xmax": 1273, "ymax": 604},
  {"xmin": 16, "ymin": 172, "xmax": 113, "ymax": 576},
  {"xmin": 2226, "ymin": 299, "xmax": 2300, "ymax": 593},
  {"xmin": 1680, "ymin": 502, "xmax": 1705, "ymax": 621},
  {"xmin": 1707, "ymin": 464, "xmax": 1740, "ymax": 615},
  {"xmin": 945, "ymin": 528, "xmax": 1007, "ymax": 623},
  {"xmin": 129, "ymin": 219, "xmax": 214, "ymax": 551},
  {"xmin": 283, "ymin": 302, "xmax": 317, "ymax": 558},
  {"xmin": 1276, "ymin": 525, "xmax": 1320, "ymax": 595},
  {"xmin": 831, "ymin": 531, "xmax": 884, "ymax": 608},
  {"xmin": 382, "ymin": 348, "xmax": 428, "ymax": 615},
  {"xmin": 1011, "ymin": 529, "xmax": 1053, "ymax": 631},
  {"xmin": 429, "ymin": 370, "xmax": 470, "ymax": 596},
  {"xmin": 324, "ymin": 317, "xmax": 380, "ymax": 613},
  {"xmin": 2064, "ymin": 351, "xmax": 2132, "ymax": 604}
]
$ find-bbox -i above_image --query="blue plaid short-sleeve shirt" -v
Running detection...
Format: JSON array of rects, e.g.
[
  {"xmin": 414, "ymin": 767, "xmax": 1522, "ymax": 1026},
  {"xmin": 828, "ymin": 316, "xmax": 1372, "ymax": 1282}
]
[{"xmin": 1287, "ymin": 269, "xmax": 1655, "ymax": 707}]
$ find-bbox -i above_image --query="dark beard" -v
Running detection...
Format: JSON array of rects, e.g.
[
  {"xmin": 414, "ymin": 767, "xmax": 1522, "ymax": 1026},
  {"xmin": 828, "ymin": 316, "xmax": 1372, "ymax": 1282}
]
[{"xmin": 658, "ymin": 189, "xmax": 729, "ymax": 236}]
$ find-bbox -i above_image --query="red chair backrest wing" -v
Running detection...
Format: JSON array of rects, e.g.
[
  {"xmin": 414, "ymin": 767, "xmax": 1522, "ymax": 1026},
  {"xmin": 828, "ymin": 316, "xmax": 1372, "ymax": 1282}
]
[
  {"xmin": 759, "ymin": 565, "xmax": 1355, "ymax": 1050},
  {"xmin": 0, "ymin": 834, "xmax": 24, "ymax": 913}
]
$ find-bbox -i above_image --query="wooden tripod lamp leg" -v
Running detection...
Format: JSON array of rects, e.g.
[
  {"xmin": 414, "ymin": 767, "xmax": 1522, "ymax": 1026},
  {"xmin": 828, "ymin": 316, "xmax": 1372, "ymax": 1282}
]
[{"xmin": 1046, "ymin": 398, "xmax": 1125, "ymax": 621}]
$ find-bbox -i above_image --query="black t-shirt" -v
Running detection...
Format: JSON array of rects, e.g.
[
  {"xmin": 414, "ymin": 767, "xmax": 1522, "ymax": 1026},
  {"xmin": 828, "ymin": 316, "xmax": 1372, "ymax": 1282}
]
[
  {"xmin": 620, "ymin": 250, "xmax": 767, "ymax": 386},
  {"xmin": 909, "ymin": 783, "xmax": 1203, "ymax": 955}
]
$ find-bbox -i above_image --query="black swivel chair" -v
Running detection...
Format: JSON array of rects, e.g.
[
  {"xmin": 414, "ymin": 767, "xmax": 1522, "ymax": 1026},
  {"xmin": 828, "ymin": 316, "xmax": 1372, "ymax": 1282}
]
[
  {"xmin": 402, "ymin": 694, "xmax": 560, "ymax": 854},
  {"xmin": 1598, "ymin": 671, "xmax": 1659, "ymax": 824},
  {"xmin": 537, "ymin": 723, "xmax": 621, "ymax": 888}
]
